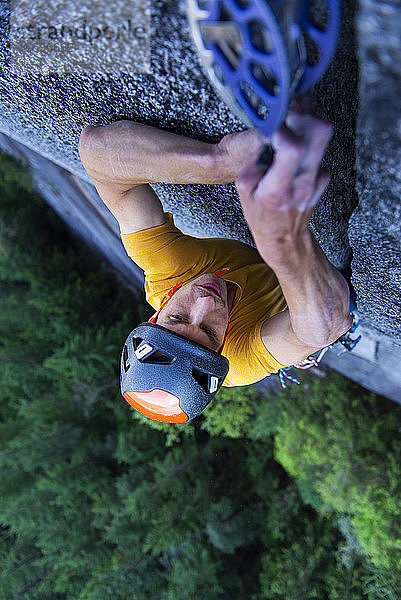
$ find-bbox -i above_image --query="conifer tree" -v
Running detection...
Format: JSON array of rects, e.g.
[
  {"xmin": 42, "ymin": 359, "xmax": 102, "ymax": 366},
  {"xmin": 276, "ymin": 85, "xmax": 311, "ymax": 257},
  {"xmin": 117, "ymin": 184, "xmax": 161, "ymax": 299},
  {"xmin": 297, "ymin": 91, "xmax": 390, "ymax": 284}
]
[
  {"xmin": 1, "ymin": 149, "xmax": 400, "ymax": 600},
  {"xmin": 274, "ymin": 372, "xmax": 401, "ymax": 571}
]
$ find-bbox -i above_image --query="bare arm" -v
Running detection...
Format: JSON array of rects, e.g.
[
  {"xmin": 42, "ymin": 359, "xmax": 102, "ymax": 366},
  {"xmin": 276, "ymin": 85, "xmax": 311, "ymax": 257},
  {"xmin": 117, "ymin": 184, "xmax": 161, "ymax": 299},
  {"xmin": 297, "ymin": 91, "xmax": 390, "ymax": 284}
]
[
  {"xmin": 79, "ymin": 120, "xmax": 265, "ymax": 189},
  {"xmin": 78, "ymin": 120, "xmax": 265, "ymax": 233},
  {"xmin": 236, "ymin": 111, "xmax": 352, "ymax": 349},
  {"xmin": 262, "ymin": 231, "xmax": 352, "ymax": 348}
]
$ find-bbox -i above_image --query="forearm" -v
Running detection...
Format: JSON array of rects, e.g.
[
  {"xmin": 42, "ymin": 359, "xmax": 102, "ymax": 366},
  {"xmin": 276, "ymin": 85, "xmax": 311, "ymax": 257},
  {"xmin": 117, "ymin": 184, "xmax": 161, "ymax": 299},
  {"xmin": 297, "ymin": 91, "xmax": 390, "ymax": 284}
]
[
  {"xmin": 260, "ymin": 231, "xmax": 353, "ymax": 347},
  {"xmin": 79, "ymin": 120, "xmax": 234, "ymax": 186}
]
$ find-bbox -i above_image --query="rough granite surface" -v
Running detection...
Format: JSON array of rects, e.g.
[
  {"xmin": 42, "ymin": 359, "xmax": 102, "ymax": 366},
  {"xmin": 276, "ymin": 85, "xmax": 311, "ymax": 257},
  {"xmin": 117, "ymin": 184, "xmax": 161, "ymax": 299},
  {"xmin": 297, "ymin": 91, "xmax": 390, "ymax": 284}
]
[
  {"xmin": 0, "ymin": 0, "xmax": 399, "ymax": 340},
  {"xmin": 349, "ymin": 0, "xmax": 401, "ymax": 339}
]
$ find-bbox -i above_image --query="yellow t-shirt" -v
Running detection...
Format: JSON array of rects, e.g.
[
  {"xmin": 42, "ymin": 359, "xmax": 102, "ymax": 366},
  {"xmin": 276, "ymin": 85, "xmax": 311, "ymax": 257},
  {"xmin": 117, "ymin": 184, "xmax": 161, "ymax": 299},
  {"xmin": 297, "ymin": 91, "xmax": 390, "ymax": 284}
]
[{"xmin": 121, "ymin": 212, "xmax": 288, "ymax": 387}]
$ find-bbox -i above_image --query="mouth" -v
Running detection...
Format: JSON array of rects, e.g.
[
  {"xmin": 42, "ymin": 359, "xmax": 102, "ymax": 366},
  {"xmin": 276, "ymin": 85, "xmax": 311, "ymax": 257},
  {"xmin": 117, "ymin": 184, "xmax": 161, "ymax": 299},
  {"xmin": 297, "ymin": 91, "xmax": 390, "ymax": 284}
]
[{"xmin": 200, "ymin": 283, "xmax": 223, "ymax": 299}]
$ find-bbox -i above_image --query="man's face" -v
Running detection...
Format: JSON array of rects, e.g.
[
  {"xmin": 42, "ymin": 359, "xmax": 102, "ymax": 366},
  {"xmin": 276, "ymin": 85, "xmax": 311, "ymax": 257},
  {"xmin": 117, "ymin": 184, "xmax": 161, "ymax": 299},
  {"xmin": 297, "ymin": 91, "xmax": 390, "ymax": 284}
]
[{"xmin": 149, "ymin": 273, "xmax": 230, "ymax": 351}]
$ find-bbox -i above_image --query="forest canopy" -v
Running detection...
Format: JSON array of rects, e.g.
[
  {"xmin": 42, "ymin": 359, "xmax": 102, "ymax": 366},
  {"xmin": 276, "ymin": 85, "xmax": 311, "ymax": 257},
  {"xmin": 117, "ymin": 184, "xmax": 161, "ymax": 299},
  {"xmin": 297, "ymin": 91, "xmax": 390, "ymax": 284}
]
[{"xmin": 0, "ymin": 149, "xmax": 400, "ymax": 599}]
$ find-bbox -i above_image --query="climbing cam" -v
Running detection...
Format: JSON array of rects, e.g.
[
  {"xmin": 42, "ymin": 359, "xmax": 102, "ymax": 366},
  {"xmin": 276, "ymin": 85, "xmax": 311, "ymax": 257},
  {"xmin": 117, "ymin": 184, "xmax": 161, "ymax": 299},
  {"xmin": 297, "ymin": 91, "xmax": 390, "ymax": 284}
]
[{"xmin": 187, "ymin": 0, "xmax": 341, "ymax": 137}]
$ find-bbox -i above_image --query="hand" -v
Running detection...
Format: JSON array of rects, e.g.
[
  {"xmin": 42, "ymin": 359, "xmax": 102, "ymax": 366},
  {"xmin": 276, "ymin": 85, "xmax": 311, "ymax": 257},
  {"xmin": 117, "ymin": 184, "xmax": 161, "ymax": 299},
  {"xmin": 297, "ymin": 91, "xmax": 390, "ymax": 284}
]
[
  {"xmin": 216, "ymin": 128, "xmax": 268, "ymax": 182},
  {"xmin": 235, "ymin": 110, "xmax": 332, "ymax": 264}
]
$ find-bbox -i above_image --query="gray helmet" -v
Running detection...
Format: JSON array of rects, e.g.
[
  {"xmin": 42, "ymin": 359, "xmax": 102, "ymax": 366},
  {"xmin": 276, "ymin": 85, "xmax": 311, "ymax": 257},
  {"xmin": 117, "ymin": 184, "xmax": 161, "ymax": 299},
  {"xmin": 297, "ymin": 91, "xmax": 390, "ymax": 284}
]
[{"xmin": 120, "ymin": 322, "xmax": 229, "ymax": 422}]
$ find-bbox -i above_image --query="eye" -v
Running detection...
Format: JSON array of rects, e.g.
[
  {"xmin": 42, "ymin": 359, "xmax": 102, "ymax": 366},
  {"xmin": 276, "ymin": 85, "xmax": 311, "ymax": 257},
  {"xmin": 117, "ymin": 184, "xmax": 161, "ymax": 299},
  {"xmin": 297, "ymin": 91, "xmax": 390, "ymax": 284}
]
[
  {"xmin": 170, "ymin": 315, "xmax": 217, "ymax": 343},
  {"xmin": 204, "ymin": 328, "xmax": 215, "ymax": 338}
]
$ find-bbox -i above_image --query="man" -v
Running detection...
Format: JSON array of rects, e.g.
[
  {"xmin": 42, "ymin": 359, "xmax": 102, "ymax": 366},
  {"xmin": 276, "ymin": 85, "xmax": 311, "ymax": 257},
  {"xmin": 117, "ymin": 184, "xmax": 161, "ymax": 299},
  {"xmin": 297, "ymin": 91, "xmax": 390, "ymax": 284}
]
[{"xmin": 78, "ymin": 108, "xmax": 352, "ymax": 419}]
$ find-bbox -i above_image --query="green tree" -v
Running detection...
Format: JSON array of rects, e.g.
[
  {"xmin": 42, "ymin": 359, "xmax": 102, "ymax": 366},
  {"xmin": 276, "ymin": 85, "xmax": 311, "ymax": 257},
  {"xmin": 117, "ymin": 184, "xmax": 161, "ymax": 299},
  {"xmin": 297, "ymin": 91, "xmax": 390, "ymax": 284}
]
[
  {"xmin": 1, "ymin": 148, "xmax": 400, "ymax": 600},
  {"xmin": 161, "ymin": 541, "xmax": 224, "ymax": 600},
  {"xmin": 274, "ymin": 372, "xmax": 401, "ymax": 571},
  {"xmin": 0, "ymin": 150, "xmax": 153, "ymax": 598}
]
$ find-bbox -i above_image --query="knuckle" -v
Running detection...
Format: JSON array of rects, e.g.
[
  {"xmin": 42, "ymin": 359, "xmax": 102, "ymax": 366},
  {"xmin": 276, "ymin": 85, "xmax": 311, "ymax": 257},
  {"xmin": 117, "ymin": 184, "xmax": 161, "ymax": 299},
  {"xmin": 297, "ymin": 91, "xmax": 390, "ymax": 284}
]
[{"xmin": 269, "ymin": 189, "xmax": 291, "ymax": 209}]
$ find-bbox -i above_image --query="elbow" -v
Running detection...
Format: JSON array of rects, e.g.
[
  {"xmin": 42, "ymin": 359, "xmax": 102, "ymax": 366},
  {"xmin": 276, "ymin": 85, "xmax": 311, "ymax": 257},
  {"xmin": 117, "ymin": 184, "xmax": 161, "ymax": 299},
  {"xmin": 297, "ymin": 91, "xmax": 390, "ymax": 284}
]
[
  {"xmin": 295, "ymin": 313, "xmax": 353, "ymax": 349},
  {"xmin": 78, "ymin": 126, "xmax": 106, "ymax": 182},
  {"xmin": 78, "ymin": 126, "xmax": 97, "ymax": 160},
  {"xmin": 334, "ymin": 313, "xmax": 354, "ymax": 340},
  {"xmin": 78, "ymin": 121, "xmax": 125, "ymax": 167},
  {"xmin": 324, "ymin": 313, "xmax": 354, "ymax": 346},
  {"xmin": 79, "ymin": 124, "xmax": 96, "ymax": 139}
]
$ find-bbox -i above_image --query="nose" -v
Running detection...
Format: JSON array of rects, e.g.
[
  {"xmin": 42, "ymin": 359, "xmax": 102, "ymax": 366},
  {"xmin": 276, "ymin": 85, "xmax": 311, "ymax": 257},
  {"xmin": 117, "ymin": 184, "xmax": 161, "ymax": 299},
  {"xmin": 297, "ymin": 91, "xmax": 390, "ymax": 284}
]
[{"xmin": 190, "ymin": 294, "xmax": 216, "ymax": 324}]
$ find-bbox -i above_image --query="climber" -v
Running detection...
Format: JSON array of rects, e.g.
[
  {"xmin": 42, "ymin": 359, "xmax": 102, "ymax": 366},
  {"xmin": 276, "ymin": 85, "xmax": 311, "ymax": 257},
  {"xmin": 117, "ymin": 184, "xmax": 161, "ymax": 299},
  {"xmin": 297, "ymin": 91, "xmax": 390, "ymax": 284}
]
[{"xmin": 78, "ymin": 106, "xmax": 353, "ymax": 422}]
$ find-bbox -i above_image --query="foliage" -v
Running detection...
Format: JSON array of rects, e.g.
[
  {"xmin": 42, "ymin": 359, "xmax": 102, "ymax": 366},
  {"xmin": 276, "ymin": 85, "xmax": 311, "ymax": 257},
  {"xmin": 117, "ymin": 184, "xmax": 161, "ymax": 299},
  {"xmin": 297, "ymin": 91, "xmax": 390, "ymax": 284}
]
[
  {"xmin": 201, "ymin": 383, "xmax": 280, "ymax": 440},
  {"xmin": 126, "ymin": 404, "xmax": 195, "ymax": 447},
  {"xmin": 0, "ymin": 150, "xmax": 144, "ymax": 598},
  {"xmin": 1, "ymin": 149, "xmax": 400, "ymax": 599},
  {"xmin": 161, "ymin": 540, "xmax": 224, "ymax": 600},
  {"xmin": 259, "ymin": 482, "xmax": 366, "ymax": 600},
  {"xmin": 201, "ymin": 384, "xmax": 258, "ymax": 438},
  {"xmin": 274, "ymin": 372, "xmax": 401, "ymax": 571}
]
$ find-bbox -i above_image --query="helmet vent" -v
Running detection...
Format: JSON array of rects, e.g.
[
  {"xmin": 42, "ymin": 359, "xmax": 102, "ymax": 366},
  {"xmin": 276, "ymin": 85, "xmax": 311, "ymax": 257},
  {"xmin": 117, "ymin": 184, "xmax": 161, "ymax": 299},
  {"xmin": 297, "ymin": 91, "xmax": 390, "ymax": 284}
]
[
  {"xmin": 134, "ymin": 338, "xmax": 173, "ymax": 364},
  {"xmin": 192, "ymin": 367, "xmax": 211, "ymax": 393},
  {"xmin": 122, "ymin": 345, "xmax": 130, "ymax": 372},
  {"xmin": 141, "ymin": 350, "xmax": 173, "ymax": 364},
  {"xmin": 132, "ymin": 337, "xmax": 143, "ymax": 350}
]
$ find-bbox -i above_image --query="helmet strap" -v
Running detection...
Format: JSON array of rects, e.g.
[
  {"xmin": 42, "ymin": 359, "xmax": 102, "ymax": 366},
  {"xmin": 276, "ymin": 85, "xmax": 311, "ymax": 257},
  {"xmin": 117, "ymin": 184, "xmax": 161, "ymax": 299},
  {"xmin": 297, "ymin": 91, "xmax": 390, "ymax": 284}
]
[{"xmin": 216, "ymin": 267, "xmax": 230, "ymax": 276}]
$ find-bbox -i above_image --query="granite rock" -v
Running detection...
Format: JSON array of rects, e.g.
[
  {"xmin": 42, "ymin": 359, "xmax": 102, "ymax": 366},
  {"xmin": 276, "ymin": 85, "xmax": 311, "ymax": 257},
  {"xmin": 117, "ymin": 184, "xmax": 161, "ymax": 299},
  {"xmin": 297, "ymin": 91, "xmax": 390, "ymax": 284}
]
[
  {"xmin": 0, "ymin": 0, "xmax": 399, "ymax": 341},
  {"xmin": 349, "ymin": 0, "xmax": 401, "ymax": 340}
]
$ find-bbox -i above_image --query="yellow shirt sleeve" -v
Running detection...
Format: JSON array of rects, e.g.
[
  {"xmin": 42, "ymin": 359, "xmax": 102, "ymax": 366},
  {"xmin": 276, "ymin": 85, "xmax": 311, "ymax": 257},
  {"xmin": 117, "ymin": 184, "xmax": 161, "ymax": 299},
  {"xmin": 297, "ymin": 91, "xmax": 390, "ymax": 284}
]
[{"xmin": 221, "ymin": 312, "xmax": 287, "ymax": 387}]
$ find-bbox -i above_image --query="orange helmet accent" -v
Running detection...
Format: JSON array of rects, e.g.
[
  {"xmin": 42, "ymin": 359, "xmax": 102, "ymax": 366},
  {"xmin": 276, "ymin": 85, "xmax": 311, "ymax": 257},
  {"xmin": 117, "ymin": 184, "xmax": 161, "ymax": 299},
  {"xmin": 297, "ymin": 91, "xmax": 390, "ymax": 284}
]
[{"xmin": 124, "ymin": 390, "xmax": 188, "ymax": 423}]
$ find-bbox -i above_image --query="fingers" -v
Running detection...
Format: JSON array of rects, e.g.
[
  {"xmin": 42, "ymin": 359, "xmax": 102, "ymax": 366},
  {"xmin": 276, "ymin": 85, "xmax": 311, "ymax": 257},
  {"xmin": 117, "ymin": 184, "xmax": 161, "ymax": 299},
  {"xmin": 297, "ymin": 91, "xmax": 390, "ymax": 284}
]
[
  {"xmin": 236, "ymin": 128, "xmax": 303, "ymax": 199},
  {"xmin": 220, "ymin": 128, "xmax": 268, "ymax": 158},
  {"xmin": 254, "ymin": 127, "xmax": 305, "ymax": 195},
  {"xmin": 280, "ymin": 112, "xmax": 332, "ymax": 149},
  {"xmin": 268, "ymin": 114, "xmax": 331, "ymax": 188},
  {"xmin": 252, "ymin": 127, "xmax": 270, "ymax": 145},
  {"xmin": 236, "ymin": 109, "xmax": 332, "ymax": 213},
  {"xmin": 219, "ymin": 128, "xmax": 270, "ymax": 182},
  {"xmin": 256, "ymin": 144, "xmax": 275, "ymax": 169},
  {"xmin": 295, "ymin": 168, "xmax": 330, "ymax": 213},
  {"xmin": 237, "ymin": 144, "xmax": 330, "ymax": 215},
  {"xmin": 293, "ymin": 119, "xmax": 332, "ymax": 187}
]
